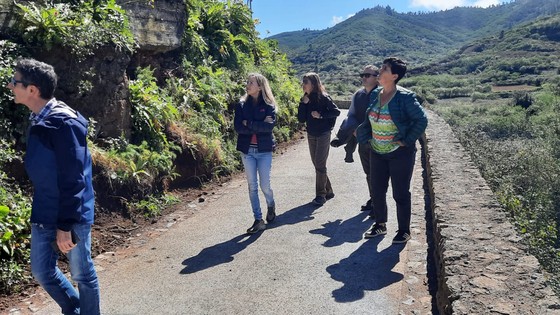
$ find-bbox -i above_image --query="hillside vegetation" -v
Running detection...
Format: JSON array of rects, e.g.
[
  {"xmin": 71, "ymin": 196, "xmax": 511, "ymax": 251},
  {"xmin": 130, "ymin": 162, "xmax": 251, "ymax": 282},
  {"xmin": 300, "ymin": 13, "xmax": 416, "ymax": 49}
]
[
  {"xmin": 270, "ymin": 0, "xmax": 560, "ymax": 98},
  {"xmin": 403, "ymin": 13, "xmax": 560, "ymax": 102}
]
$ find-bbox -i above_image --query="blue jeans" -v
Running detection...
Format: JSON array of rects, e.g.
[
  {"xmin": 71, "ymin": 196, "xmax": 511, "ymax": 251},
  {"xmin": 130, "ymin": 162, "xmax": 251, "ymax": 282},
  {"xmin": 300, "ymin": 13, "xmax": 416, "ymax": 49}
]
[
  {"xmin": 31, "ymin": 223, "xmax": 100, "ymax": 315},
  {"xmin": 241, "ymin": 147, "xmax": 275, "ymax": 220}
]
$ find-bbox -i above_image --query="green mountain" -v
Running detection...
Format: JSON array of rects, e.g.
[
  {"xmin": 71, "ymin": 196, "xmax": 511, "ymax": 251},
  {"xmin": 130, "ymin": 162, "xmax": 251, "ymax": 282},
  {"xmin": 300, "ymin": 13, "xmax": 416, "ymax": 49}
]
[{"xmin": 269, "ymin": 0, "xmax": 560, "ymax": 93}]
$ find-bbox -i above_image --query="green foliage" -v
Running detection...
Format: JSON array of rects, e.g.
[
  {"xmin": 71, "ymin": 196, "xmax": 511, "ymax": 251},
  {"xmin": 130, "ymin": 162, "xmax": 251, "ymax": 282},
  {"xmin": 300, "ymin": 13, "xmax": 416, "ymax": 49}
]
[
  {"xmin": 0, "ymin": 184, "xmax": 31, "ymax": 262},
  {"xmin": 101, "ymin": 140, "xmax": 179, "ymax": 198},
  {"xmin": 0, "ymin": 41, "xmax": 28, "ymax": 144},
  {"xmin": 129, "ymin": 67, "xmax": 178, "ymax": 151},
  {"xmin": 0, "ymin": 258, "xmax": 30, "ymax": 294},
  {"xmin": 133, "ymin": 193, "xmax": 180, "ymax": 218},
  {"xmin": 171, "ymin": 1, "xmax": 302, "ymax": 179},
  {"xmin": 402, "ymin": 74, "xmax": 494, "ymax": 102},
  {"xmin": 15, "ymin": 0, "xmax": 135, "ymax": 59},
  {"xmin": 0, "ymin": 139, "xmax": 32, "ymax": 294},
  {"xmin": 432, "ymin": 86, "xmax": 560, "ymax": 294},
  {"xmin": 183, "ymin": 0, "xmax": 256, "ymax": 69},
  {"xmin": 512, "ymin": 91, "xmax": 534, "ymax": 109}
]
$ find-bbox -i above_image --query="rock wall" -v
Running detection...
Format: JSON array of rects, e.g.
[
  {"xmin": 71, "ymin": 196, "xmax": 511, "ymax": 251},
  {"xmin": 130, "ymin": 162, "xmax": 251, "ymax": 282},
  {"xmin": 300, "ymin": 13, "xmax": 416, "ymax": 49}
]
[
  {"xmin": 423, "ymin": 110, "xmax": 560, "ymax": 314},
  {"xmin": 116, "ymin": 0, "xmax": 185, "ymax": 53},
  {"xmin": 0, "ymin": 0, "xmax": 186, "ymax": 138}
]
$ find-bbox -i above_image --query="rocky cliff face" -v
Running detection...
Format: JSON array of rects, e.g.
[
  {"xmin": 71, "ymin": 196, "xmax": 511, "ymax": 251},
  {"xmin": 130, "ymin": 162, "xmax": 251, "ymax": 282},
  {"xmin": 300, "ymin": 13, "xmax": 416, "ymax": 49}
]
[
  {"xmin": 0, "ymin": 0, "xmax": 186, "ymax": 138},
  {"xmin": 117, "ymin": 0, "xmax": 185, "ymax": 53}
]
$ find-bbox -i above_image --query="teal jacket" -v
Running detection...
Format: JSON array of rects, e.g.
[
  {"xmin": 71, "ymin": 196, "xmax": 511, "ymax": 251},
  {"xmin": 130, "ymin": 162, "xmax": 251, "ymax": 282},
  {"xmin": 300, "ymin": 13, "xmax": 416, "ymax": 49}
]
[{"xmin": 356, "ymin": 86, "xmax": 427, "ymax": 147}]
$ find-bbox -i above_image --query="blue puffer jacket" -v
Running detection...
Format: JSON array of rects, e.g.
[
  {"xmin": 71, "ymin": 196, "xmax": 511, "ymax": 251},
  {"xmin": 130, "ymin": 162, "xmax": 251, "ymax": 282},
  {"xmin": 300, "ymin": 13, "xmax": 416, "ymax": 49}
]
[
  {"xmin": 234, "ymin": 97, "xmax": 276, "ymax": 154},
  {"xmin": 25, "ymin": 101, "xmax": 95, "ymax": 231},
  {"xmin": 356, "ymin": 86, "xmax": 427, "ymax": 147}
]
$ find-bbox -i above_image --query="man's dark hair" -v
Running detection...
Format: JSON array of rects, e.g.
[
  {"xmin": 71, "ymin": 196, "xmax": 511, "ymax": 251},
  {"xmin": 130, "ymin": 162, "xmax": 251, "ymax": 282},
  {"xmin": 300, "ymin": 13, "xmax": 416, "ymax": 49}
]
[
  {"xmin": 15, "ymin": 58, "xmax": 57, "ymax": 99},
  {"xmin": 383, "ymin": 57, "xmax": 407, "ymax": 84}
]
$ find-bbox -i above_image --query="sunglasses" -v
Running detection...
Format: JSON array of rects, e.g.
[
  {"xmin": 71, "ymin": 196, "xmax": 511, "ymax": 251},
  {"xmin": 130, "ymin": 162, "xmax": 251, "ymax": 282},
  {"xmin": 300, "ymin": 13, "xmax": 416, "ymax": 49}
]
[
  {"xmin": 359, "ymin": 73, "xmax": 378, "ymax": 78},
  {"xmin": 302, "ymin": 79, "xmax": 310, "ymax": 85},
  {"xmin": 10, "ymin": 77, "xmax": 25, "ymax": 86}
]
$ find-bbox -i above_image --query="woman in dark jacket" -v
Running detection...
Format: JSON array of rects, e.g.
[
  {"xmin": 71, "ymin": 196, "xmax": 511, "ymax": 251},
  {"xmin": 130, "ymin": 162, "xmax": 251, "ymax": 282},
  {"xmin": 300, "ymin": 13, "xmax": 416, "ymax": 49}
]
[
  {"xmin": 234, "ymin": 73, "xmax": 277, "ymax": 234},
  {"xmin": 356, "ymin": 57, "xmax": 428, "ymax": 244},
  {"xmin": 297, "ymin": 72, "xmax": 341, "ymax": 206}
]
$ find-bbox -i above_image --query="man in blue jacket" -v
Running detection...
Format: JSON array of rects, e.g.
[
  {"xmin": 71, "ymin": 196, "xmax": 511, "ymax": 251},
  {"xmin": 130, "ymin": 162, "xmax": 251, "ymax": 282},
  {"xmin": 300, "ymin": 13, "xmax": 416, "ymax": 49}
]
[{"xmin": 8, "ymin": 58, "xmax": 100, "ymax": 314}]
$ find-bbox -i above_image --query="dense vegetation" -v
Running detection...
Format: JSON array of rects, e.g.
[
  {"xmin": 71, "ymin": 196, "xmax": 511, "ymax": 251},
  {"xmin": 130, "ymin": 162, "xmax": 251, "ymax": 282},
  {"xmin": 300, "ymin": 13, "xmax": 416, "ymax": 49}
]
[
  {"xmin": 0, "ymin": 0, "xmax": 301, "ymax": 297},
  {"xmin": 270, "ymin": 0, "xmax": 560, "ymax": 98}
]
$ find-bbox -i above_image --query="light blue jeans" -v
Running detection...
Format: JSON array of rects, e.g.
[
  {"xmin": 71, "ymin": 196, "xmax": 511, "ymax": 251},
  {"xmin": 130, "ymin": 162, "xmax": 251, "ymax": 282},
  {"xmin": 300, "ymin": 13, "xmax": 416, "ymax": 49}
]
[
  {"xmin": 31, "ymin": 223, "xmax": 100, "ymax": 315},
  {"xmin": 241, "ymin": 147, "xmax": 275, "ymax": 220}
]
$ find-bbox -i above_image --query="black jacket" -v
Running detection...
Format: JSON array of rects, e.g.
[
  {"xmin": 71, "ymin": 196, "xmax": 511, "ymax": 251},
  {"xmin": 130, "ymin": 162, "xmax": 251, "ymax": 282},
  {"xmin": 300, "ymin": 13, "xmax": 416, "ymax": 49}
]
[
  {"xmin": 297, "ymin": 93, "xmax": 340, "ymax": 136},
  {"xmin": 234, "ymin": 97, "xmax": 276, "ymax": 154},
  {"xmin": 335, "ymin": 87, "xmax": 375, "ymax": 143}
]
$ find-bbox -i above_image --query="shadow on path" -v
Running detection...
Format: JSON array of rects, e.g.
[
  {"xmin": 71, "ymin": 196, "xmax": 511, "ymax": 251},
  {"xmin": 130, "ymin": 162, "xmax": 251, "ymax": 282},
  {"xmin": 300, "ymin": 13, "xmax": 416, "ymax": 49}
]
[
  {"xmin": 327, "ymin": 237, "xmax": 405, "ymax": 302},
  {"xmin": 180, "ymin": 203, "xmax": 318, "ymax": 274},
  {"xmin": 267, "ymin": 202, "xmax": 318, "ymax": 229},
  {"xmin": 180, "ymin": 233, "xmax": 262, "ymax": 274},
  {"xmin": 309, "ymin": 212, "xmax": 372, "ymax": 247}
]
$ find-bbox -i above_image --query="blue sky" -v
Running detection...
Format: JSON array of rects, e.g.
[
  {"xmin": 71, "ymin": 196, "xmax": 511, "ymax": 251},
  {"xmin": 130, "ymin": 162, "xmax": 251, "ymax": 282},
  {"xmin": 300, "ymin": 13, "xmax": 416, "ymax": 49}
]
[{"xmin": 251, "ymin": 0, "xmax": 509, "ymax": 37}]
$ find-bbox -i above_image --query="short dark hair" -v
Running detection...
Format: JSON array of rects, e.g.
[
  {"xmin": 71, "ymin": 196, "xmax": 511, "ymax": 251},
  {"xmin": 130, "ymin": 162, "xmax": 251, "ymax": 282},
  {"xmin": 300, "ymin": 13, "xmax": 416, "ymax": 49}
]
[
  {"xmin": 15, "ymin": 58, "xmax": 57, "ymax": 99},
  {"xmin": 383, "ymin": 57, "xmax": 407, "ymax": 83}
]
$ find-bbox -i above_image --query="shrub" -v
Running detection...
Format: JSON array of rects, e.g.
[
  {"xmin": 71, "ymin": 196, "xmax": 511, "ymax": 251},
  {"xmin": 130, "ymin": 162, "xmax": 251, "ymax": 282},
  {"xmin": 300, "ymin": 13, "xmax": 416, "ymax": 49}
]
[
  {"xmin": 0, "ymin": 140, "xmax": 32, "ymax": 294},
  {"xmin": 15, "ymin": 0, "xmax": 135, "ymax": 59}
]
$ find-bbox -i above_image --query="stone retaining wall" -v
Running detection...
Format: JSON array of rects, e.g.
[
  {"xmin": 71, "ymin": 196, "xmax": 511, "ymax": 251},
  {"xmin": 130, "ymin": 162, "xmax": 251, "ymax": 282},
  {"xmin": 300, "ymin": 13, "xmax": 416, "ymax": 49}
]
[
  {"xmin": 333, "ymin": 99, "xmax": 351, "ymax": 109},
  {"xmin": 422, "ymin": 110, "xmax": 560, "ymax": 314}
]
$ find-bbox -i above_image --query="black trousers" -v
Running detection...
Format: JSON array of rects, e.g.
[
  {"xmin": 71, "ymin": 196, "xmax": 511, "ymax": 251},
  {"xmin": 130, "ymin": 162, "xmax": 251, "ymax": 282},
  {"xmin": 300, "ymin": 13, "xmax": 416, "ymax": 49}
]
[{"xmin": 370, "ymin": 145, "xmax": 417, "ymax": 233}]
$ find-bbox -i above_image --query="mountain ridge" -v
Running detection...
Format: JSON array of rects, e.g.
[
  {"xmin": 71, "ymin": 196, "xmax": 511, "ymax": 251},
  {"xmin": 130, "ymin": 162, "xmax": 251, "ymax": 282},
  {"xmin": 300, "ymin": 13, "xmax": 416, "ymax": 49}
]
[{"xmin": 268, "ymin": 0, "xmax": 560, "ymax": 92}]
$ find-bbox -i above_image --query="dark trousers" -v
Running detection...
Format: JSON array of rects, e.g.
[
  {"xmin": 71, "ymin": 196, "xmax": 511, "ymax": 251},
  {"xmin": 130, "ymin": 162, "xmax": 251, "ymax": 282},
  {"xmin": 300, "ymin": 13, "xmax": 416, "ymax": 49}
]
[
  {"xmin": 370, "ymin": 145, "xmax": 417, "ymax": 233},
  {"xmin": 344, "ymin": 135, "xmax": 357, "ymax": 155},
  {"xmin": 358, "ymin": 143, "xmax": 373, "ymax": 200},
  {"xmin": 307, "ymin": 132, "xmax": 333, "ymax": 197}
]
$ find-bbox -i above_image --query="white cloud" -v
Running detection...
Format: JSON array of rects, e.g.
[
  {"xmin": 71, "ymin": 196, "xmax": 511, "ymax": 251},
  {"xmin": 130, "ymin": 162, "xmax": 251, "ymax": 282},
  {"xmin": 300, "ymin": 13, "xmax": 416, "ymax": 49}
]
[
  {"xmin": 472, "ymin": 0, "xmax": 502, "ymax": 7},
  {"xmin": 410, "ymin": 0, "xmax": 465, "ymax": 11},
  {"xmin": 410, "ymin": 0, "xmax": 502, "ymax": 11},
  {"xmin": 331, "ymin": 13, "xmax": 355, "ymax": 26}
]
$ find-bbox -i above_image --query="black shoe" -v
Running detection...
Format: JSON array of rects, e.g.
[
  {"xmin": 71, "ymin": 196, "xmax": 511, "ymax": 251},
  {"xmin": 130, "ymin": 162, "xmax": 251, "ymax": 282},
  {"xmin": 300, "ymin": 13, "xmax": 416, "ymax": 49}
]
[
  {"xmin": 312, "ymin": 196, "xmax": 326, "ymax": 206},
  {"xmin": 247, "ymin": 219, "xmax": 265, "ymax": 234},
  {"xmin": 344, "ymin": 154, "xmax": 354, "ymax": 163},
  {"xmin": 361, "ymin": 199, "xmax": 373, "ymax": 211},
  {"xmin": 392, "ymin": 231, "xmax": 411, "ymax": 244},
  {"xmin": 325, "ymin": 192, "xmax": 335, "ymax": 200},
  {"xmin": 266, "ymin": 205, "xmax": 276, "ymax": 223},
  {"xmin": 364, "ymin": 223, "xmax": 387, "ymax": 239}
]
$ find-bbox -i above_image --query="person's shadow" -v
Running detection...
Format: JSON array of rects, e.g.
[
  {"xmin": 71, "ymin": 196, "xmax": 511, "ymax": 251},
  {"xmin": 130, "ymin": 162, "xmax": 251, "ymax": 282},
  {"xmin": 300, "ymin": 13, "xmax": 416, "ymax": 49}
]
[
  {"xmin": 180, "ymin": 233, "xmax": 261, "ymax": 274},
  {"xmin": 309, "ymin": 212, "xmax": 372, "ymax": 247},
  {"xmin": 180, "ymin": 202, "xmax": 318, "ymax": 274},
  {"xmin": 327, "ymin": 238, "xmax": 405, "ymax": 302}
]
